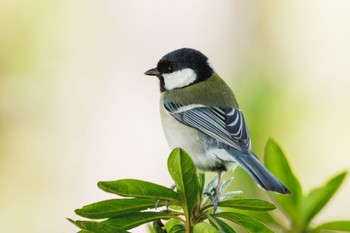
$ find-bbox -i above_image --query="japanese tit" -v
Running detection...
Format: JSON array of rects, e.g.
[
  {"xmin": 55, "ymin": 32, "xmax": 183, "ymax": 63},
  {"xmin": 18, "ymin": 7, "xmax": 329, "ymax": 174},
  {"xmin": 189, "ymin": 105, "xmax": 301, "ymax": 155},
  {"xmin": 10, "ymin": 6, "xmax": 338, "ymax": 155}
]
[{"xmin": 145, "ymin": 48, "xmax": 290, "ymax": 199}]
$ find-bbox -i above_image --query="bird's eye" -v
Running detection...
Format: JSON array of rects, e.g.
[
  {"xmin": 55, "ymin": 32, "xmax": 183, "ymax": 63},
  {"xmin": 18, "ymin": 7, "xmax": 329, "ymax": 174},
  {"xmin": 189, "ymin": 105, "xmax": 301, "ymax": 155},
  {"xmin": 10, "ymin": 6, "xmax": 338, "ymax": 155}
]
[
  {"xmin": 167, "ymin": 66, "xmax": 173, "ymax": 73},
  {"xmin": 157, "ymin": 61, "xmax": 174, "ymax": 74}
]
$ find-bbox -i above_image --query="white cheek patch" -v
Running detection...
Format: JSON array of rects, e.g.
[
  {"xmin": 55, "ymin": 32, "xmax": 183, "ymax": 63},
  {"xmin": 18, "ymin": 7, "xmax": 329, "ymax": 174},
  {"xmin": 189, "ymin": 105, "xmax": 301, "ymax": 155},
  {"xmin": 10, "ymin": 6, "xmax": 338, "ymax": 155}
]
[{"xmin": 163, "ymin": 68, "xmax": 197, "ymax": 90}]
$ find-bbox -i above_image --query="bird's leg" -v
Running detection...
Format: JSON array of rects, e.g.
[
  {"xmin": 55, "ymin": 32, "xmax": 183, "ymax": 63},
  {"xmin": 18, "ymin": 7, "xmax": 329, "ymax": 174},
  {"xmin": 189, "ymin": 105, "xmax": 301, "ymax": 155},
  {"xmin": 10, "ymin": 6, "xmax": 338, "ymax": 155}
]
[
  {"xmin": 215, "ymin": 171, "xmax": 222, "ymax": 202},
  {"xmin": 212, "ymin": 171, "xmax": 222, "ymax": 213},
  {"xmin": 204, "ymin": 171, "xmax": 222, "ymax": 214},
  {"xmin": 155, "ymin": 183, "xmax": 176, "ymax": 210}
]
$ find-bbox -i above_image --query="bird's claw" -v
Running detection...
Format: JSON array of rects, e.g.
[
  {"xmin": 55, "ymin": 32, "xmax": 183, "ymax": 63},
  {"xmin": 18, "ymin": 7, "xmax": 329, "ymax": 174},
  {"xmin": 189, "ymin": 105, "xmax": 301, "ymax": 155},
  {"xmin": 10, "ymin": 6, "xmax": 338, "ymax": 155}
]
[
  {"xmin": 155, "ymin": 184, "xmax": 176, "ymax": 210},
  {"xmin": 155, "ymin": 199, "xmax": 161, "ymax": 210},
  {"xmin": 155, "ymin": 199, "xmax": 171, "ymax": 211},
  {"xmin": 204, "ymin": 188, "xmax": 219, "ymax": 214}
]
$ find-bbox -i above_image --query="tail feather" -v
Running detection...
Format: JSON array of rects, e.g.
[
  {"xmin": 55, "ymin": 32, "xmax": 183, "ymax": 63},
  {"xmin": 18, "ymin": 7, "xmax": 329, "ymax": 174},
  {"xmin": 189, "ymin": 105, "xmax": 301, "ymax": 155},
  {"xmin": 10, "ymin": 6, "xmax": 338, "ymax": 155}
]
[{"xmin": 229, "ymin": 148, "xmax": 290, "ymax": 194}]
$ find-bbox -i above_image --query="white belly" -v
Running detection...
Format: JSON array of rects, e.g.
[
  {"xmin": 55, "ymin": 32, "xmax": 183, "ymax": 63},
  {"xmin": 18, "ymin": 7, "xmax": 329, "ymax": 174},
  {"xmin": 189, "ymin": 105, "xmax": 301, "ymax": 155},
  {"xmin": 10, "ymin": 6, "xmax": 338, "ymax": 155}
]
[{"xmin": 159, "ymin": 98, "xmax": 236, "ymax": 171}]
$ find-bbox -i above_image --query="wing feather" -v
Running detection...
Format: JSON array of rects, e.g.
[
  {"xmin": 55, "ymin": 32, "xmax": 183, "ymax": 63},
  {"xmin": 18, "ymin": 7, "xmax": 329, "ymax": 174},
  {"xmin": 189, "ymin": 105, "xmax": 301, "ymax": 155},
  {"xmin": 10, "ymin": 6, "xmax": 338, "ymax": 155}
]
[
  {"xmin": 225, "ymin": 109, "xmax": 250, "ymax": 151},
  {"xmin": 164, "ymin": 98, "xmax": 251, "ymax": 151}
]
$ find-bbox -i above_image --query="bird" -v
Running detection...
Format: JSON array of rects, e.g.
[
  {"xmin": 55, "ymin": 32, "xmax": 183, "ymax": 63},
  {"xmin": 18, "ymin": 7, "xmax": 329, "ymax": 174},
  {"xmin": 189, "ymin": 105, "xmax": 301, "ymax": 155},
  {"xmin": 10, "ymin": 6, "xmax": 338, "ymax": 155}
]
[{"xmin": 144, "ymin": 48, "xmax": 290, "ymax": 206}]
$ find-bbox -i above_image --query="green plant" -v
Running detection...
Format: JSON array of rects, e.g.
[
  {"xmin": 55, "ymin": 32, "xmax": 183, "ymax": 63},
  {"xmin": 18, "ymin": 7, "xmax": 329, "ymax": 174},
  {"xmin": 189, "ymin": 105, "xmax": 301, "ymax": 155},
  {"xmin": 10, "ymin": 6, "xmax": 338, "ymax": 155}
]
[
  {"xmin": 69, "ymin": 148, "xmax": 276, "ymax": 233},
  {"xmin": 263, "ymin": 139, "xmax": 350, "ymax": 233},
  {"xmin": 69, "ymin": 141, "xmax": 350, "ymax": 233}
]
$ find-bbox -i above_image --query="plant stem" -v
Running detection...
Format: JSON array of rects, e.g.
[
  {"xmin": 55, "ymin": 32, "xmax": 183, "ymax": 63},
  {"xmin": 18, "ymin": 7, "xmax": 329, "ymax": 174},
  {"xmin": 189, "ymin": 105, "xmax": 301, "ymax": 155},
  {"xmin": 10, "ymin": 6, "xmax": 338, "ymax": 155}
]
[{"xmin": 185, "ymin": 221, "xmax": 192, "ymax": 233}]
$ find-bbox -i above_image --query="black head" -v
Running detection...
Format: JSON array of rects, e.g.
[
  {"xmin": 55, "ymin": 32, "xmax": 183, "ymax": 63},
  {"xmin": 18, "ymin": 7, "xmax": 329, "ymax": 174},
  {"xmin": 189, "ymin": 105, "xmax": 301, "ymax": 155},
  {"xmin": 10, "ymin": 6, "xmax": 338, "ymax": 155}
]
[{"xmin": 145, "ymin": 48, "xmax": 214, "ymax": 92}]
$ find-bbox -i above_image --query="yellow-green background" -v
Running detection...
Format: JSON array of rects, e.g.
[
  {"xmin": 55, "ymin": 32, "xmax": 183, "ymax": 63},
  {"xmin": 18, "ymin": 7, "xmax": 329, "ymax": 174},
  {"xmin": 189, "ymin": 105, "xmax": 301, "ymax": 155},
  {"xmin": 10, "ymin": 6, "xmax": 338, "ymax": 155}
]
[{"xmin": 0, "ymin": 1, "xmax": 349, "ymax": 232}]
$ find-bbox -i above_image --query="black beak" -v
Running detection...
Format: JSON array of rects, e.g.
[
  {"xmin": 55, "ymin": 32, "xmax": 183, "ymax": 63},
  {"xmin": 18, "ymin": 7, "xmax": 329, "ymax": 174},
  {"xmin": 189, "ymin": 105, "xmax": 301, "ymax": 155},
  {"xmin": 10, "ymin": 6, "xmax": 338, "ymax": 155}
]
[{"xmin": 144, "ymin": 67, "xmax": 161, "ymax": 76}]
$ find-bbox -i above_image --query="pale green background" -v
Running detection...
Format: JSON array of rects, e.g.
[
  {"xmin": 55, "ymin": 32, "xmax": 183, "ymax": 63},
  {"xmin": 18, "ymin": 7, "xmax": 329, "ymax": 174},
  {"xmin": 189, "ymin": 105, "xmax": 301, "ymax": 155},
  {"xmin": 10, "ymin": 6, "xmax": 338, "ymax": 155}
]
[{"xmin": 0, "ymin": 1, "xmax": 349, "ymax": 232}]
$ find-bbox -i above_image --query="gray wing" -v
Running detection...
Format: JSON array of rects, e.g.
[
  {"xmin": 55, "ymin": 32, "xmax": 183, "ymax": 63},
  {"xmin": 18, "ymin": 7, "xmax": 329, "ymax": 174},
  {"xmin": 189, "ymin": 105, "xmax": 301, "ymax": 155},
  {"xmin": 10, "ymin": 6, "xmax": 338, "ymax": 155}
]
[
  {"xmin": 163, "ymin": 98, "xmax": 251, "ymax": 152},
  {"xmin": 225, "ymin": 108, "xmax": 251, "ymax": 151}
]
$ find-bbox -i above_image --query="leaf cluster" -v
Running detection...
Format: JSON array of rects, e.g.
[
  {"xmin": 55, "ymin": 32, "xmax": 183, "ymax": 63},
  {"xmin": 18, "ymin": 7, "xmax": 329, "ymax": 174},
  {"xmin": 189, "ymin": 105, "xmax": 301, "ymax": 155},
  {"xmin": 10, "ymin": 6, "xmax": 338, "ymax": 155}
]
[
  {"xmin": 69, "ymin": 148, "xmax": 277, "ymax": 233},
  {"xmin": 69, "ymin": 140, "xmax": 350, "ymax": 233},
  {"xmin": 264, "ymin": 139, "xmax": 350, "ymax": 233}
]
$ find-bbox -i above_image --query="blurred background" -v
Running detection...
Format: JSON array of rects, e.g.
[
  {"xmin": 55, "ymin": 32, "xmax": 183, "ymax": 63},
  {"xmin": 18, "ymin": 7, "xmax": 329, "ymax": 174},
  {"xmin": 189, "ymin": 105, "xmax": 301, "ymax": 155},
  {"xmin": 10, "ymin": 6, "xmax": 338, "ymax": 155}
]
[{"xmin": 0, "ymin": 0, "xmax": 349, "ymax": 232}]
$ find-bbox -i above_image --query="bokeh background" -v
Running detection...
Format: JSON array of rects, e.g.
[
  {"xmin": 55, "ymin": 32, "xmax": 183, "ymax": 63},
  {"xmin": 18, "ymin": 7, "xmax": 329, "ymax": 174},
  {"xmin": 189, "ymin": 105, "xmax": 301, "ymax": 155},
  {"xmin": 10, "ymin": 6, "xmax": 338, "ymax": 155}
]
[{"xmin": 0, "ymin": 0, "xmax": 349, "ymax": 232}]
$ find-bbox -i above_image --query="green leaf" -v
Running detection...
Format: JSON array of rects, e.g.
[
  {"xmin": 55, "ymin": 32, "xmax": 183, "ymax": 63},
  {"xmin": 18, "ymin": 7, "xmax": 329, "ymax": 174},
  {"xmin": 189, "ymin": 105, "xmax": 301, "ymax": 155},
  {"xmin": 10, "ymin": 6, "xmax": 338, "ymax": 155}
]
[
  {"xmin": 220, "ymin": 177, "xmax": 234, "ymax": 194},
  {"xmin": 78, "ymin": 230, "xmax": 95, "ymax": 233},
  {"xmin": 148, "ymin": 223, "xmax": 156, "ymax": 233},
  {"xmin": 220, "ymin": 191, "xmax": 243, "ymax": 201},
  {"xmin": 264, "ymin": 139, "xmax": 302, "ymax": 219},
  {"xmin": 93, "ymin": 212, "xmax": 176, "ymax": 231},
  {"xmin": 168, "ymin": 148, "xmax": 199, "ymax": 221},
  {"xmin": 193, "ymin": 222, "xmax": 220, "ymax": 233},
  {"xmin": 204, "ymin": 175, "xmax": 218, "ymax": 194},
  {"xmin": 215, "ymin": 212, "xmax": 274, "ymax": 233},
  {"xmin": 69, "ymin": 219, "xmax": 129, "ymax": 233},
  {"xmin": 300, "ymin": 171, "xmax": 347, "ymax": 228},
  {"xmin": 197, "ymin": 172, "xmax": 206, "ymax": 209},
  {"xmin": 312, "ymin": 221, "xmax": 350, "ymax": 232},
  {"xmin": 217, "ymin": 199, "xmax": 276, "ymax": 212},
  {"xmin": 68, "ymin": 218, "xmax": 94, "ymax": 233},
  {"xmin": 164, "ymin": 219, "xmax": 183, "ymax": 232},
  {"xmin": 241, "ymin": 211, "xmax": 282, "ymax": 230},
  {"xmin": 75, "ymin": 198, "xmax": 164, "ymax": 219},
  {"xmin": 98, "ymin": 179, "xmax": 179, "ymax": 203},
  {"xmin": 168, "ymin": 224, "xmax": 186, "ymax": 233},
  {"xmin": 207, "ymin": 215, "xmax": 236, "ymax": 233},
  {"xmin": 198, "ymin": 172, "xmax": 205, "ymax": 197}
]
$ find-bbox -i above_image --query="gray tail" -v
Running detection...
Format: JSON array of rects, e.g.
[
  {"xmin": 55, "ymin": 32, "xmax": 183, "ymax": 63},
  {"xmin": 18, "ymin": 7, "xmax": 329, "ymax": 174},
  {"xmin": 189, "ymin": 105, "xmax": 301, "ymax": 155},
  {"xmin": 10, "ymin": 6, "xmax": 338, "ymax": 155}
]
[{"xmin": 229, "ymin": 148, "xmax": 290, "ymax": 194}]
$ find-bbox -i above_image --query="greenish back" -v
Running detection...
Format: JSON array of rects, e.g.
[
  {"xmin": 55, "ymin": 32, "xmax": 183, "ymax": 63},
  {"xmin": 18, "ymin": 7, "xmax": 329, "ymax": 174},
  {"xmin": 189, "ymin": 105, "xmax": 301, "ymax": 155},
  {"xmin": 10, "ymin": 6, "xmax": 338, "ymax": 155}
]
[{"xmin": 163, "ymin": 73, "xmax": 238, "ymax": 108}]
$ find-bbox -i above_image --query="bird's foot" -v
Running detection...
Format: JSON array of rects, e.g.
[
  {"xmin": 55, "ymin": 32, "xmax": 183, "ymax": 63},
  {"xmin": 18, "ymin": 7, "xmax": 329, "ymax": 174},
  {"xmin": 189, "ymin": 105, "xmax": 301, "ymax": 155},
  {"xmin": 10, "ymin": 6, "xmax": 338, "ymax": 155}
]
[
  {"xmin": 204, "ymin": 188, "xmax": 219, "ymax": 214},
  {"xmin": 155, "ymin": 184, "xmax": 176, "ymax": 210}
]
